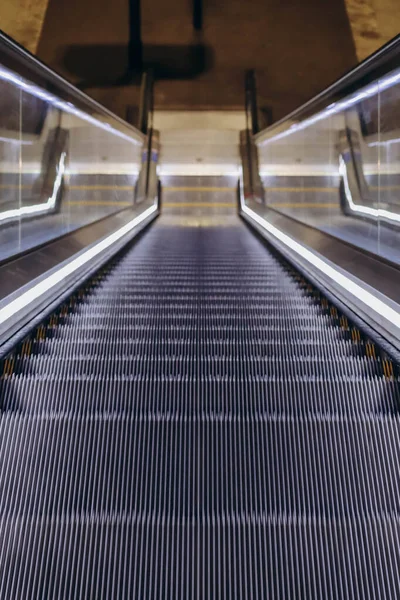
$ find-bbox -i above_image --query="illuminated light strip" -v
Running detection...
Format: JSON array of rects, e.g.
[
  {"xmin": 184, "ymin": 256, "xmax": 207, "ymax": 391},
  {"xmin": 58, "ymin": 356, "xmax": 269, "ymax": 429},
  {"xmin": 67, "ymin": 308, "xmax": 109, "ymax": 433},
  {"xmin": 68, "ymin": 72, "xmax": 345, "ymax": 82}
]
[
  {"xmin": 240, "ymin": 198, "xmax": 400, "ymax": 330},
  {"xmin": 340, "ymin": 157, "xmax": 400, "ymax": 224},
  {"xmin": 66, "ymin": 165, "xmax": 141, "ymax": 176},
  {"xmin": 0, "ymin": 152, "xmax": 66, "ymax": 222},
  {"xmin": 0, "ymin": 135, "xmax": 33, "ymax": 145},
  {"xmin": 0, "ymin": 198, "xmax": 55, "ymax": 222},
  {"xmin": 0, "ymin": 203, "xmax": 157, "ymax": 327},
  {"xmin": 368, "ymin": 137, "xmax": 400, "ymax": 147},
  {"xmin": 158, "ymin": 164, "xmax": 240, "ymax": 177},
  {"xmin": 259, "ymin": 164, "xmax": 400, "ymax": 176},
  {"xmin": 0, "ymin": 164, "xmax": 141, "ymax": 175},
  {"xmin": 0, "ymin": 66, "xmax": 143, "ymax": 147},
  {"xmin": 260, "ymin": 165, "xmax": 339, "ymax": 177},
  {"xmin": 258, "ymin": 67, "xmax": 400, "ymax": 147}
]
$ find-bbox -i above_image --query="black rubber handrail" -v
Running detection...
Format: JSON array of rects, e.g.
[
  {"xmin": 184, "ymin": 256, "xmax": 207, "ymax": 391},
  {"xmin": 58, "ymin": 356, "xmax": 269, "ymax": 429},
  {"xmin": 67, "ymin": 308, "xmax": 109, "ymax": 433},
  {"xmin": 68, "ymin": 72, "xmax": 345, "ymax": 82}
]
[
  {"xmin": 255, "ymin": 34, "xmax": 400, "ymax": 142},
  {"xmin": 0, "ymin": 29, "xmax": 145, "ymax": 142}
]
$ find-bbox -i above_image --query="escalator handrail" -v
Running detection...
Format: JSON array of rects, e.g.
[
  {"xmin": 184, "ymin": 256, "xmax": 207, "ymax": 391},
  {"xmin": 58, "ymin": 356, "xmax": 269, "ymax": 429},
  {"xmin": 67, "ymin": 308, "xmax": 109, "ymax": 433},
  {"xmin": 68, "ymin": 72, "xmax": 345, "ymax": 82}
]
[
  {"xmin": 254, "ymin": 33, "xmax": 400, "ymax": 144},
  {"xmin": 0, "ymin": 29, "xmax": 146, "ymax": 144}
]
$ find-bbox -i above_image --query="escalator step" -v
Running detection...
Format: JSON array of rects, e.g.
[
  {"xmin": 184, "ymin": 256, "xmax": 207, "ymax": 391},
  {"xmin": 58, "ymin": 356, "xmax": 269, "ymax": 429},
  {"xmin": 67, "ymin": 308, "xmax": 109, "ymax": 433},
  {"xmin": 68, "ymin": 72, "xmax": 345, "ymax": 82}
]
[{"xmin": 0, "ymin": 223, "xmax": 399, "ymax": 598}]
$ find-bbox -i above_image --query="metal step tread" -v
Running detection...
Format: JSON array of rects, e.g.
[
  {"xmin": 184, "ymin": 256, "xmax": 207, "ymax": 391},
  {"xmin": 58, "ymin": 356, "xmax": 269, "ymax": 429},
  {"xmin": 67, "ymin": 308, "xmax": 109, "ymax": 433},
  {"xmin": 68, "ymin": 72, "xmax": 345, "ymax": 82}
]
[{"xmin": 0, "ymin": 223, "xmax": 399, "ymax": 598}]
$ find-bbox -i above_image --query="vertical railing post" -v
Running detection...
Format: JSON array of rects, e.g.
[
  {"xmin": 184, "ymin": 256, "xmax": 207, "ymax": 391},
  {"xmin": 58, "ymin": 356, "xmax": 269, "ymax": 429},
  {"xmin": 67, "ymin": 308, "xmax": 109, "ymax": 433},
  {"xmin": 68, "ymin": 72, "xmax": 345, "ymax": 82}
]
[
  {"xmin": 245, "ymin": 70, "xmax": 259, "ymax": 136},
  {"xmin": 128, "ymin": 0, "xmax": 143, "ymax": 73},
  {"xmin": 240, "ymin": 70, "xmax": 264, "ymax": 207},
  {"xmin": 193, "ymin": 0, "xmax": 203, "ymax": 30},
  {"xmin": 135, "ymin": 71, "xmax": 160, "ymax": 207}
]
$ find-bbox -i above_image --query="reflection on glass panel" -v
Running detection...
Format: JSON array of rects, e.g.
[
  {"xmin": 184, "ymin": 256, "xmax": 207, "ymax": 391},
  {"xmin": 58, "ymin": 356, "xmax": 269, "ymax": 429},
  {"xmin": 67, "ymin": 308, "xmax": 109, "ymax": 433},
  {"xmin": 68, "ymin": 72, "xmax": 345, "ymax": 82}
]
[
  {"xmin": 255, "ymin": 66, "xmax": 400, "ymax": 266},
  {"xmin": 262, "ymin": 114, "xmax": 342, "ymax": 232},
  {"xmin": 19, "ymin": 97, "xmax": 68, "ymax": 255},
  {"xmin": 0, "ymin": 63, "xmax": 144, "ymax": 262},
  {"xmin": 0, "ymin": 78, "xmax": 21, "ymax": 259},
  {"xmin": 374, "ymin": 80, "xmax": 400, "ymax": 260},
  {"xmin": 67, "ymin": 118, "xmax": 140, "ymax": 232}
]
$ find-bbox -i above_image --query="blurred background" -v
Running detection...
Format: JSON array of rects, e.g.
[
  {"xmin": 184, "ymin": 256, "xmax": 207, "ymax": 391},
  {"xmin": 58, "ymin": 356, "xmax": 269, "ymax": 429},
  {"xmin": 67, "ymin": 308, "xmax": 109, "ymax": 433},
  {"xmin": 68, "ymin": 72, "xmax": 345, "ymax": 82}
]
[{"xmin": 1, "ymin": 0, "xmax": 398, "ymax": 122}]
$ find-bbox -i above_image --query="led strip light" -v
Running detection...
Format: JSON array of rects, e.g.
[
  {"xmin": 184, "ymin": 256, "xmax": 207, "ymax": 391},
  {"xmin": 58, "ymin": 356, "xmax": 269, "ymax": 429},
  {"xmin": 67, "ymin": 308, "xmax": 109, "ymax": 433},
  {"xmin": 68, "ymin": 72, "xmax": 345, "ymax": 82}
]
[
  {"xmin": 0, "ymin": 66, "xmax": 143, "ymax": 146},
  {"xmin": 257, "ymin": 68, "xmax": 400, "ymax": 146},
  {"xmin": 240, "ymin": 191, "xmax": 400, "ymax": 331},
  {"xmin": 369, "ymin": 137, "xmax": 400, "ymax": 147},
  {"xmin": 0, "ymin": 203, "xmax": 157, "ymax": 328},
  {"xmin": 340, "ymin": 157, "xmax": 400, "ymax": 224},
  {"xmin": 0, "ymin": 152, "xmax": 66, "ymax": 223},
  {"xmin": 0, "ymin": 135, "xmax": 33, "ymax": 145}
]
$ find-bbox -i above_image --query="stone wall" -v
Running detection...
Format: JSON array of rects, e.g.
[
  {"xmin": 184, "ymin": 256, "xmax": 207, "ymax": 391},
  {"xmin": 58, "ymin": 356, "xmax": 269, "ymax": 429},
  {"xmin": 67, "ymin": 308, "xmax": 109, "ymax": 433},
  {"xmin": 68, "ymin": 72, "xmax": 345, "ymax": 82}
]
[
  {"xmin": 344, "ymin": 0, "xmax": 399, "ymax": 61},
  {"xmin": 0, "ymin": 0, "xmax": 49, "ymax": 53}
]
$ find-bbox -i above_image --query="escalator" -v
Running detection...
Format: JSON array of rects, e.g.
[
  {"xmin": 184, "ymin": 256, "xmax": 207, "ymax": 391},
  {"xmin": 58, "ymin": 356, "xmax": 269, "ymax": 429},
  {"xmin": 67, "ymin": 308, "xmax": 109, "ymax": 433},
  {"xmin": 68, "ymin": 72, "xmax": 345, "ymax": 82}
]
[
  {"xmin": 1, "ymin": 201, "xmax": 400, "ymax": 597},
  {"xmin": 2, "ymin": 28, "xmax": 400, "ymax": 600}
]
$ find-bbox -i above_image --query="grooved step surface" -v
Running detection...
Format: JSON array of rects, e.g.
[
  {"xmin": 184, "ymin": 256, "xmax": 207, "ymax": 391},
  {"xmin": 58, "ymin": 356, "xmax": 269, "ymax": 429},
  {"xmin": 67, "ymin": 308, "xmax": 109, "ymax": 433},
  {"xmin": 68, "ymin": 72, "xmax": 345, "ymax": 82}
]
[{"xmin": 1, "ymin": 221, "xmax": 400, "ymax": 598}]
